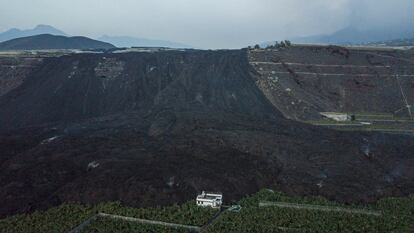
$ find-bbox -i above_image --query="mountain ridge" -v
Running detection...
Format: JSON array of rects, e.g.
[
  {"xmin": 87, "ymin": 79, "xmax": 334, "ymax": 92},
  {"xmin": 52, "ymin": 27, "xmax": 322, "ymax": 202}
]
[
  {"xmin": 290, "ymin": 26, "xmax": 414, "ymax": 45},
  {"xmin": 0, "ymin": 34, "xmax": 116, "ymax": 51}
]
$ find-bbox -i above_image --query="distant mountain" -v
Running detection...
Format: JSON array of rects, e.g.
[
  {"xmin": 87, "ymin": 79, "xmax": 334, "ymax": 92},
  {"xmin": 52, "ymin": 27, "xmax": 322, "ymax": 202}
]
[
  {"xmin": 0, "ymin": 25, "xmax": 67, "ymax": 42},
  {"xmin": 365, "ymin": 38, "xmax": 414, "ymax": 47},
  {"xmin": 99, "ymin": 35, "xmax": 191, "ymax": 48},
  {"xmin": 0, "ymin": 34, "xmax": 116, "ymax": 51},
  {"xmin": 292, "ymin": 26, "xmax": 414, "ymax": 45}
]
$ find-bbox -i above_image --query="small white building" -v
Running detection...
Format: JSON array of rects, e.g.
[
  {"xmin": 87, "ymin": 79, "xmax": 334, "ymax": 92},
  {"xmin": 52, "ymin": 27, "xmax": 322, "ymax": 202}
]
[
  {"xmin": 196, "ymin": 191, "xmax": 223, "ymax": 208},
  {"xmin": 320, "ymin": 112, "xmax": 351, "ymax": 122}
]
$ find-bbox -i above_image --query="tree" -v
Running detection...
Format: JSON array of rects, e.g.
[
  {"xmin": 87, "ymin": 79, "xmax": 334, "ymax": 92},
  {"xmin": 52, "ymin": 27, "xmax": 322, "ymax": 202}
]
[
  {"xmin": 254, "ymin": 44, "xmax": 260, "ymax": 49},
  {"xmin": 284, "ymin": 40, "xmax": 292, "ymax": 47}
]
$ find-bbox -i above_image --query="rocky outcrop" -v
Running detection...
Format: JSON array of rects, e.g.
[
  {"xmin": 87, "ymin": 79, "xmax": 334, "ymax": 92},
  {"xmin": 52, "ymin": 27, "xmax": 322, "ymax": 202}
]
[{"xmin": 0, "ymin": 56, "xmax": 43, "ymax": 97}]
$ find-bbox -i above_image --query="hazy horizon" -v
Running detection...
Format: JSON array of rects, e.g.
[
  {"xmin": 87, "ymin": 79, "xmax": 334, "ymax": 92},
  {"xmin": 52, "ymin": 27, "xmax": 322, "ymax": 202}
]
[{"xmin": 1, "ymin": 0, "xmax": 413, "ymax": 49}]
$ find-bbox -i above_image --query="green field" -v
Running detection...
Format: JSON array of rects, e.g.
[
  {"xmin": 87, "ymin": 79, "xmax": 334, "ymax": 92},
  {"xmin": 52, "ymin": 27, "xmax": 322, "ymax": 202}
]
[
  {"xmin": 206, "ymin": 190, "xmax": 414, "ymax": 233},
  {"xmin": 1, "ymin": 190, "xmax": 413, "ymax": 233},
  {"xmin": 306, "ymin": 112, "xmax": 414, "ymax": 134},
  {"xmin": 0, "ymin": 201, "xmax": 216, "ymax": 233}
]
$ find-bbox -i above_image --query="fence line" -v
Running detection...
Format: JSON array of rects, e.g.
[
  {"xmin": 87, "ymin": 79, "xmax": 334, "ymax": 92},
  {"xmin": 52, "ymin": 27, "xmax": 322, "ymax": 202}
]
[{"xmin": 259, "ymin": 201, "xmax": 382, "ymax": 216}]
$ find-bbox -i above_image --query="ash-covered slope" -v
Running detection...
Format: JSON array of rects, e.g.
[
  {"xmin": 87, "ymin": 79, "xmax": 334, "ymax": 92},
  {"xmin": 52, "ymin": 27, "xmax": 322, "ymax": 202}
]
[
  {"xmin": 0, "ymin": 50, "xmax": 278, "ymax": 130},
  {"xmin": 0, "ymin": 56, "xmax": 43, "ymax": 97},
  {"xmin": 0, "ymin": 50, "xmax": 413, "ymax": 217}
]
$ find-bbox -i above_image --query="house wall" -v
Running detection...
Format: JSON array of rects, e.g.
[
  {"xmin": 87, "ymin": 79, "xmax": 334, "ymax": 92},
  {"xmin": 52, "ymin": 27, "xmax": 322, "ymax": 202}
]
[{"xmin": 197, "ymin": 200, "xmax": 216, "ymax": 207}]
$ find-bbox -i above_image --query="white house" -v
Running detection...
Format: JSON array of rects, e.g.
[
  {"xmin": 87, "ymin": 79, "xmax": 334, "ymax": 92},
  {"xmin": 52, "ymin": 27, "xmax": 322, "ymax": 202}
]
[{"xmin": 196, "ymin": 191, "xmax": 223, "ymax": 208}]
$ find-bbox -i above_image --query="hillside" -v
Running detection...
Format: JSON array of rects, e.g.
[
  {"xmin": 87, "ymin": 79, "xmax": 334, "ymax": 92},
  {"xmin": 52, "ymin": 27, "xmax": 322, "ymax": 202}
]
[
  {"xmin": 0, "ymin": 49, "xmax": 413, "ymax": 218},
  {"xmin": 249, "ymin": 45, "xmax": 414, "ymax": 121},
  {"xmin": 0, "ymin": 56, "xmax": 43, "ymax": 97},
  {"xmin": 0, "ymin": 34, "xmax": 115, "ymax": 51}
]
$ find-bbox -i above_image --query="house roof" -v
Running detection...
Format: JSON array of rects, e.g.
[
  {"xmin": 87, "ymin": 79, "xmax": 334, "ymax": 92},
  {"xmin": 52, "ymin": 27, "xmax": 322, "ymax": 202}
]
[{"xmin": 197, "ymin": 191, "xmax": 223, "ymax": 200}]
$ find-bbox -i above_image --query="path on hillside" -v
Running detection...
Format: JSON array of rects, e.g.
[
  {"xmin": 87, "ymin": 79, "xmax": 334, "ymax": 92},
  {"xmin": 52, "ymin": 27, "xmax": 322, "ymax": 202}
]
[
  {"xmin": 259, "ymin": 201, "xmax": 382, "ymax": 216},
  {"xmin": 312, "ymin": 123, "xmax": 364, "ymax": 126},
  {"xmin": 395, "ymin": 74, "xmax": 413, "ymax": 119},
  {"xmin": 258, "ymin": 71, "xmax": 414, "ymax": 77},
  {"xmin": 200, "ymin": 207, "xmax": 228, "ymax": 232},
  {"xmin": 357, "ymin": 118, "xmax": 413, "ymax": 122},
  {"xmin": 251, "ymin": 61, "xmax": 394, "ymax": 68},
  {"xmin": 98, "ymin": 213, "xmax": 201, "ymax": 232}
]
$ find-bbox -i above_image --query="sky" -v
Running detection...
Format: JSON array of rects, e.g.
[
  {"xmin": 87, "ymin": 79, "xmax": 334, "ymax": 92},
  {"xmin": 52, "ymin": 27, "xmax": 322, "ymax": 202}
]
[{"xmin": 0, "ymin": 0, "xmax": 413, "ymax": 49}]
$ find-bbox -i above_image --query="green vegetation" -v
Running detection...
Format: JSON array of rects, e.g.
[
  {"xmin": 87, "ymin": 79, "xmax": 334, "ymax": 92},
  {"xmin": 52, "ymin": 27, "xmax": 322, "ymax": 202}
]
[
  {"xmin": 265, "ymin": 40, "xmax": 292, "ymax": 49},
  {"xmin": 82, "ymin": 218, "xmax": 192, "ymax": 233},
  {"xmin": 92, "ymin": 201, "xmax": 216, "ymax": 226},
  {"xmin": 0, "ymin": 204, "xmax": 95, "ymax": 233},
  {"xmin": 306, "ymin": 112, "xmax": 414, "ymax": 134},
  {"xmin": 0, "ymin": 201, "xmax": 216, "ymax": 233},
  {"xmin": 352, "ymin": 112, "xmax": 411, "ymax": 121},
  {"xmin": 1, "ymin": 190, "xmax": 413, "ymax": 233},
  {"xmin": 206, "ymin": 190, "xmax": 414, "ymax": 233}
]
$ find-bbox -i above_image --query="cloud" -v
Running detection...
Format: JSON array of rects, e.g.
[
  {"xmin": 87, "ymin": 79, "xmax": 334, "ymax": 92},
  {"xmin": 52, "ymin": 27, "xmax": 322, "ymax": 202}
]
[
  {"xmin": 0, "ymin": 0, "xmax": 412, "ymax": 48},
  {"xmin": 348, "ymin": 0, "xmax": 414, "ymax": 30}
]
